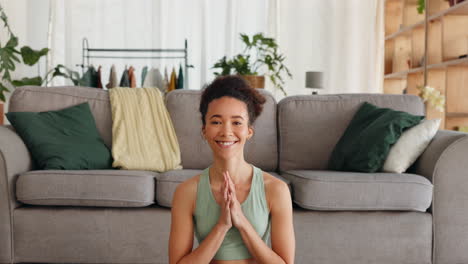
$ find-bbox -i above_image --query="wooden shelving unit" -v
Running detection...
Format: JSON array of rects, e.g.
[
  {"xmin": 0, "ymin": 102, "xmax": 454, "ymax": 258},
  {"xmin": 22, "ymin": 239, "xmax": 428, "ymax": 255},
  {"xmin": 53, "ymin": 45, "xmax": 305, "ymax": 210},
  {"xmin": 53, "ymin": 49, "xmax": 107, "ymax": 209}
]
[{"xmin": 384, "ymin": 0, "xmax": 468, "ymax": 131}]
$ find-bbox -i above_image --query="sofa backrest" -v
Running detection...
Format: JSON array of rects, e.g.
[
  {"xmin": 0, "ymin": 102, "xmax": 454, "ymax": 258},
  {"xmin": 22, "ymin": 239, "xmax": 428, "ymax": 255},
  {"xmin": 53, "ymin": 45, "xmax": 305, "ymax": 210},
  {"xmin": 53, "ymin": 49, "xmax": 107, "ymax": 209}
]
[
  {"xmin": 9, "ymin": 86, "xmax": 113, "ymax": 147},
  {"xmin": 277, "ymin": 94, "xmax": 425, "ymax": 171},
  {"xmin": 8, "ymin": 86, "xmax": 278, "ymax": 171},
  {"xmin": 165, "ymin": 89, "xmax": 278, "ymax": 170}
]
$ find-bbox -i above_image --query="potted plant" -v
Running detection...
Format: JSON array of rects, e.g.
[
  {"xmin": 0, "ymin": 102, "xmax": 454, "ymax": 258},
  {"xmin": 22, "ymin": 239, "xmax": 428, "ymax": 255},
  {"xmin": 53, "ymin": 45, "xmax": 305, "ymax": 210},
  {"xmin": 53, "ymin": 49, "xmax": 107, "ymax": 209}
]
[
  {"xmin": 0, "ymin": 4, "xmax": 80, "ymax": 124},
  {"xmin": 212, "ymin": 33, "xmax": 292, "ymax": 96}
]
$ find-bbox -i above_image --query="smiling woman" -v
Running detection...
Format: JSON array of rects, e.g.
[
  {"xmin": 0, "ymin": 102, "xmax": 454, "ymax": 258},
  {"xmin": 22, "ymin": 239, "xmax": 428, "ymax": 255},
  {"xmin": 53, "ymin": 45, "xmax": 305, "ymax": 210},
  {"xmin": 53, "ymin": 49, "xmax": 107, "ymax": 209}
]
[{"xmin": 169, "ymin": 75, "xmax": 295, "ymax": 264}]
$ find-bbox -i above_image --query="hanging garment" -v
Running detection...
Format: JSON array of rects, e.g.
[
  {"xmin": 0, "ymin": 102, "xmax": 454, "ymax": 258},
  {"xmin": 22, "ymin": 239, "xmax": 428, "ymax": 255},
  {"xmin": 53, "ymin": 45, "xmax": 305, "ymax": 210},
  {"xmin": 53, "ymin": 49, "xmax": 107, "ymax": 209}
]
[
  {"xmin": 168, "ymin": 67, "xmax": 176, "ymax": 92},
  {"xmin": 163, "ymin": 67, "xmax": 169, "ymax": 93},
  {"xmin": 119, "ymin": 67, "xmax": 130, "ymax": 87},
  {"xmin": 154, "ymin": 68, "xmax": 165, "ymax": 93},
  {"xmin": 142, "ymin": 67, "xmax": 155, "ymax": 87},
  {"xmin": 109, "ymin": 87, "xmax": 182, "ymax": 172},
  {"xmin": 176, "ymin": 64, "xmax": 184, "ymax": 89},
  {"xmin": 128, "ymin": 66, "xmax": 137, "ymax": 88},
  {"xmin": 79, "ymin": 65, "xmax": 98, "ymax": 88},
  {"xmin": 106, "ymin": 65, "xmax": 118, "ymax": 89},
  {"xmin": 143, "ymin": 67, "xmax": 165, "ymax": 93},
  {"xmin": 141, "ymin": 66, "xmax": 148, "ymax": 87},
  {"xmin": 97, "ymin": 66, "xmax": 103, "ymax": 89}
]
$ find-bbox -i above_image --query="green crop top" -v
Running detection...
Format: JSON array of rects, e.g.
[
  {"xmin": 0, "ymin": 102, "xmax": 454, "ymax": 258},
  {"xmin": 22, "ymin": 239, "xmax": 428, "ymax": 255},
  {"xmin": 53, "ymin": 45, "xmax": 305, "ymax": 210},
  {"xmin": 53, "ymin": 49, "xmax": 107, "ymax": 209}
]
[{"xmin": 193, "ymin": 165, "xmax": 271, "ymax": 260}]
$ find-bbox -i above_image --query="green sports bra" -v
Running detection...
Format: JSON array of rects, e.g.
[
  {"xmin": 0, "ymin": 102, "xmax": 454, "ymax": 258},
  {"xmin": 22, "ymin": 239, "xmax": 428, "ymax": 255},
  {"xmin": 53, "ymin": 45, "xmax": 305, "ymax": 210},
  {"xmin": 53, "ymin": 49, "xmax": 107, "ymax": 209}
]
[{"xmin": 193, "ymin": 165, "xmax": 271, "ymax": 260}]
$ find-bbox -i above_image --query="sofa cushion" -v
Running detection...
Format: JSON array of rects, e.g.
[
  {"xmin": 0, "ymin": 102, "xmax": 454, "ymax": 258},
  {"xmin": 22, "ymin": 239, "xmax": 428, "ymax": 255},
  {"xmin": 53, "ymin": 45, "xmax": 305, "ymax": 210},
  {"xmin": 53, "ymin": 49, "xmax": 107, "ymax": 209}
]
[
  {"xmin": 281, "ymin": 170, "xmax": 433, "ymax": 212},
  {"xmin": 165, "ymin": 89, "xmax": 278, "ymax": 170},
  {"xmin": 328, "ymin": 102, "xmax": 424, "ymax": 172},
  {"xmin": 16, "ymin": 170, "xmax": 157, "ymax": 207},
  {"xmin": 383, "ymin": 118, "xmax": 441, "ymax": 173},
  {"xmin": 156, "ymin": 169, "xmax": 202, "ymax": 207},
  {"xmin": 156, "ymin": 169, "xmax": 291, "ymax": 207},
  {"xmin": 9, "ymin": 86, "xmax": 112, "ymax": 147},
  {"xmin": 6, "ymin": 102, "xmax": 113, "ymax": 170},
  {"xmin": 277, "ymin": 94, "xmax": 425, "ymax": 171}
]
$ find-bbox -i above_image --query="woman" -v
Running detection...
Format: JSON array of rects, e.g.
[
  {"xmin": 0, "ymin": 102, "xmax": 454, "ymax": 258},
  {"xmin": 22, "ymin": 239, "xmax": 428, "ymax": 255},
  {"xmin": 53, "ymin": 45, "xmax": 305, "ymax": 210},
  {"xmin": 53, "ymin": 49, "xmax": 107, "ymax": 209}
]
[{"xmin": 169, "ymin": 75, "xmax": 295, "ymax": 264}]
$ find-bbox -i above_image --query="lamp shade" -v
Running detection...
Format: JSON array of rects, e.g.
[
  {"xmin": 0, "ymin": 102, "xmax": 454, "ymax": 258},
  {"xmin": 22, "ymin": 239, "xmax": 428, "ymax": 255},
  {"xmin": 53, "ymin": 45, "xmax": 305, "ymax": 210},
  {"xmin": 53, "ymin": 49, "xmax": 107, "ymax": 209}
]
[{"xmin": 305, "ymin": 71, "xmax": 323, "ymax": 89}]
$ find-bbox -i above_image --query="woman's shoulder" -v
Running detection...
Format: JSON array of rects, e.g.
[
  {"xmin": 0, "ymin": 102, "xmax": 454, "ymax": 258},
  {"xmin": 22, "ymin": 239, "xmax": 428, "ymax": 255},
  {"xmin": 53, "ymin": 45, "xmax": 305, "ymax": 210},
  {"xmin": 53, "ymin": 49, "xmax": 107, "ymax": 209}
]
[
  {"xmin": 260, "ymin": 171, "xmax": 290, "ymax": 212},
  {"xmin": 173, "ymin": 174, "xmax": 202, "ymax": 212},
  {"xmin": 261, "ymin": 171, "xmax": 287, "ymax": 189}
]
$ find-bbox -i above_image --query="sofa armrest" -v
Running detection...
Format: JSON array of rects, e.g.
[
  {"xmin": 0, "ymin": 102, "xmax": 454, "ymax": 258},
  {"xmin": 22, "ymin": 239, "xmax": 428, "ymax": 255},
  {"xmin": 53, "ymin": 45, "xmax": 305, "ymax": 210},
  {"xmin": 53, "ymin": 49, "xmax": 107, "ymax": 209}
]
[
  {"xmin": 0, "ymin": 125, "xmax": 33, "ymax": 263},
  {"xmin": 412, "ymin": 130, "xmax": 468, "ymax": 264}
]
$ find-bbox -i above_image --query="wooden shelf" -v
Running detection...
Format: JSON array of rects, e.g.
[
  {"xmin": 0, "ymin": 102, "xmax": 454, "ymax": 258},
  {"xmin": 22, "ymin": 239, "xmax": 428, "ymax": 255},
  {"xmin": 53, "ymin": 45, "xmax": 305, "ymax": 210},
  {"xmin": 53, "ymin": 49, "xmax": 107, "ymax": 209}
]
[
  {"xmin": 428, "ymin": 1, "xmax": 468, "ymax": 21},
  {"xmin": 447, "ymin": 112, "xmax": 468, "ymax": 117},
  {"xmin": 384, "ymin": 67, "xmax": 424, "ymax": 79},
  {"xmin": 384, "ymin": 0, "xmax": 468, "ymax": 131},
  {"xmin": 385, "ymin": 20, "xmax": 425, "ymax": 40},
  {"xmin": 427, "ymin": 56, "xmax": 468, "ymax": 69}
]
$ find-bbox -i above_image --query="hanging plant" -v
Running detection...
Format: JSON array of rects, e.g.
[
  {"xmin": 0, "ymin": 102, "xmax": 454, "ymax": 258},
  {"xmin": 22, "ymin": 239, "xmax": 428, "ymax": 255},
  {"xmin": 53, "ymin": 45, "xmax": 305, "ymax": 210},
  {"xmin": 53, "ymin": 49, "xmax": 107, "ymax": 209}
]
[
  {"xmin": 417, "ymin": 0, "xmax": 425, "ymax": 14},
  {"xmin": 0, "ymin": 3, "xmax": 80, "ymax": 102}
]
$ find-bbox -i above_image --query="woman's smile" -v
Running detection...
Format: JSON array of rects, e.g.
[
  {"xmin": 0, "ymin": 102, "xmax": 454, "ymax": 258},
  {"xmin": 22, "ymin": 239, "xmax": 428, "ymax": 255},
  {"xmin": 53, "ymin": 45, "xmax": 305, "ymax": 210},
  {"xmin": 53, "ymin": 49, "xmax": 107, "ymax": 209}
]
[{"xmin": 215, "ymin": 140, "xmax": 239, "ymax": 148}]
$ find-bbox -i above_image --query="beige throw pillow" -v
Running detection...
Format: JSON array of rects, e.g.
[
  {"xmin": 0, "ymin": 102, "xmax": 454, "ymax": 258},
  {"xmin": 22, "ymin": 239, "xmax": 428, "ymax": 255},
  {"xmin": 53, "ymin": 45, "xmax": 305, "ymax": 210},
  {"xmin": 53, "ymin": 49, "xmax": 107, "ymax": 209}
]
[{"xmin": 382, "ymin": 119, "xmax": 441, "ymax": 173}]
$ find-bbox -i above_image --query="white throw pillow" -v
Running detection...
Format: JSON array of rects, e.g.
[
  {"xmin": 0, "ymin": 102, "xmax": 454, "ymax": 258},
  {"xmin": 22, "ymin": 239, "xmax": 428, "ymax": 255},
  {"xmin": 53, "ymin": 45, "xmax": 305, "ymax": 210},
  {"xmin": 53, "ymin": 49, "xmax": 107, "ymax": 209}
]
[{"xmin": 382, "ymin": 118, "xmax": 441, "ymax": 173}]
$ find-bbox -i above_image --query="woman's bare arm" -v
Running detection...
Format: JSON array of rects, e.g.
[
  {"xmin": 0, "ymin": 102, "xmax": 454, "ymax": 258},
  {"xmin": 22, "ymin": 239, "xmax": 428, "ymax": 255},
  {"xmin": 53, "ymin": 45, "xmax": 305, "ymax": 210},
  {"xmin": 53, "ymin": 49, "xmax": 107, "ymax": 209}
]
[
  {"xmin": 169, "ymin": 177, "xmax": 232, "ymax": 264},
  {"xmin": 237, "ymin": 179, "xmax": 295, "ymax": 264}
]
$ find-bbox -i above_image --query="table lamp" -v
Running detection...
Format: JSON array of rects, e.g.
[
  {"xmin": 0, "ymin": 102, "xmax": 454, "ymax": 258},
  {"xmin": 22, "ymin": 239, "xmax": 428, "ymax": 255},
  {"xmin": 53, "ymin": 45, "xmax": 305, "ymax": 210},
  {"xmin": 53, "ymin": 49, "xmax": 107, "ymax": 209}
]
[{"xmin": 305, "ymin": 71, "xmax": 323, "ymax": 95}]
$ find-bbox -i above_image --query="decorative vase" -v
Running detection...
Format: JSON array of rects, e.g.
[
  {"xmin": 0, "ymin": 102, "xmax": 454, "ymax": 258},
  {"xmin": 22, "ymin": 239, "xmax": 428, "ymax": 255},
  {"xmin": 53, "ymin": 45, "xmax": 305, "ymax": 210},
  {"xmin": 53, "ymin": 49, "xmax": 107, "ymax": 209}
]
[{"xmin": 241, "ymin": 75, "xmax": 265, "ymax": 89}]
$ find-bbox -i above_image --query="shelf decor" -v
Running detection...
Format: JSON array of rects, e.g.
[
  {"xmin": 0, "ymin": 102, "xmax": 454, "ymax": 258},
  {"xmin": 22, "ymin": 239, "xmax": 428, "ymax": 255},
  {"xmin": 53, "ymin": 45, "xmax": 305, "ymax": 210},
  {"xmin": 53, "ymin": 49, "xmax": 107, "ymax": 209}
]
[{"xmin": 417, "ymin": 85, "xmax": 446, "ymax": 112}]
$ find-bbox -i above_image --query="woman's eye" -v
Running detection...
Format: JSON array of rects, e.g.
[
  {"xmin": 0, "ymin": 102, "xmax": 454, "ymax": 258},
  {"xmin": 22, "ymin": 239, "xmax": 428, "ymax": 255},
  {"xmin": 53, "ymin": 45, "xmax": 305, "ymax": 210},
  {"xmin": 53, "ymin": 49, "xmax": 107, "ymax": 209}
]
[
  {"xmin": 234, "ymin": 122, "xmax": 242, "ymax": 125},
  {"xmin": 211, "ymin": 121, "xmax": 220, "ymax": 125}
]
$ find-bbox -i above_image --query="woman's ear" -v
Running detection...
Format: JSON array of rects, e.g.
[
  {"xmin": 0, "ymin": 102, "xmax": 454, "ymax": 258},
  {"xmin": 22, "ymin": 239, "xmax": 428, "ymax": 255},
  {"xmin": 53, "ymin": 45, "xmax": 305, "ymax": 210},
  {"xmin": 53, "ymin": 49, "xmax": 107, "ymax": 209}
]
[{"xmin": 248, "ymin": 126, "xmax": 254, "ymax": 140}]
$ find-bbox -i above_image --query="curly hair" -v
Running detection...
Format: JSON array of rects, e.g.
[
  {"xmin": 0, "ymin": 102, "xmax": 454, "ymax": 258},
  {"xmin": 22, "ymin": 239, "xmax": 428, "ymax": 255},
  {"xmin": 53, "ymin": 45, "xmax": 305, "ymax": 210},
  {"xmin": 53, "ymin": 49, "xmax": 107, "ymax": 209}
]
[{"xmin": 199, "ymin": 75, "xmax": 266, "ymax": 127}]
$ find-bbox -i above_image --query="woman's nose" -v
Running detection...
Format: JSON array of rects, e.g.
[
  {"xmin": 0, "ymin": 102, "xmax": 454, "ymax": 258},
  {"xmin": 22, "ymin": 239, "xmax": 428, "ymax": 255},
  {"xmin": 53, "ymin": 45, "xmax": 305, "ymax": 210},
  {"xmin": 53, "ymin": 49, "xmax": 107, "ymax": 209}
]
[{"xmin": 221, "ymin": 123, "xmax": 233, "ymax": 136}]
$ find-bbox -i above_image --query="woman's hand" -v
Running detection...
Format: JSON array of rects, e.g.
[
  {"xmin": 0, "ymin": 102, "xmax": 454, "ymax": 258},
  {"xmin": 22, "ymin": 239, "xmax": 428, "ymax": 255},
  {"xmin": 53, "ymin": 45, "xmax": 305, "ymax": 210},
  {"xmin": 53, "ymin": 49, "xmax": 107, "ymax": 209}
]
[
  {"xmin": 225, "ymin": 171, "xmax": 248, "ymax": 229},
  {"xmin": 217, "ymin": 173, "xmax": 232, "ymax": 231}
]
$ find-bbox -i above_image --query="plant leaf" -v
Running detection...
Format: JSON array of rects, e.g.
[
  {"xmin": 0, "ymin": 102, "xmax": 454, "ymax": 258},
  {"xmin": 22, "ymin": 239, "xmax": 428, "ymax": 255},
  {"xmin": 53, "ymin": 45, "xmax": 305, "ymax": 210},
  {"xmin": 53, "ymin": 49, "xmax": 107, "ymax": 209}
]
[
  {"xmin": 0, "ymin": 45, "xmax": 19, "ymax": 74},
  {"xmin": 0, "ymin": 82, "xmax": 10, "ymax": 102},
  {"xmin": 44, "ymin": 64, "xmax": 82, "ymax": 85},
  {"xmin": 240, "ymin": 33, "xmax": 250, "ymax": 47},
  {"xmin": 20, "ymin": 46, "xmax": 49, "ymax": 66},
  {"xmin": 2, "ymin": 69, "xmax": 10, "ymax": 80},
  {"xmin": 252, "ymin": 33, "xmax": 263, "ymax": 46},
  {"xmin": 5, "ymin": 36, "xmax": 18, "ymax": 48},
  {"xmin": 12, "ymin": 76, "xmax": 42, "ymax": 86},
  {"xmin": 417, "ymin": 0, "xmax": 425, "ymax": 14}
]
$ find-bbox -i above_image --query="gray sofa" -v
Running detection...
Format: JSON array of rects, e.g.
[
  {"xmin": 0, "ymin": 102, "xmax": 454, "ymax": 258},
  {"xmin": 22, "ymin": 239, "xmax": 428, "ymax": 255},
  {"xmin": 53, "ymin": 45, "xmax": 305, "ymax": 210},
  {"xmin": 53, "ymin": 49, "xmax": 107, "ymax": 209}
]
[{"xmin": 0, "ymin": 86, "xmax": 467, "ymax": 264}]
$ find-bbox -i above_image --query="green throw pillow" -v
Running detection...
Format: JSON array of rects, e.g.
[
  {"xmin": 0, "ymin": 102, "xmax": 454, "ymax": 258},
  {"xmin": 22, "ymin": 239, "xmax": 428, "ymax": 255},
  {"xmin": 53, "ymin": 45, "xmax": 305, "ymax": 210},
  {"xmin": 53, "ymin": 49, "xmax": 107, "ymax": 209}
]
[
  {"xmin": 6, "ymin": 102, "xmax": 113, "ymax": 170},
  {"xmin": 328, "ymin": 102, "xmax": 424, "ymax": 172}
]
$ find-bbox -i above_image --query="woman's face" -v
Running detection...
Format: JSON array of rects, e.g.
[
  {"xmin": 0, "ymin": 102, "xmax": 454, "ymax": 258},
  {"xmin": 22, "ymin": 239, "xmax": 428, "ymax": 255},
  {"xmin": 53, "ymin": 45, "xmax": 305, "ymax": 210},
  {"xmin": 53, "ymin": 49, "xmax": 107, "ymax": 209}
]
[{"xmin": 202, "ymin": 96, "xmax": 254, "ymax": 160}]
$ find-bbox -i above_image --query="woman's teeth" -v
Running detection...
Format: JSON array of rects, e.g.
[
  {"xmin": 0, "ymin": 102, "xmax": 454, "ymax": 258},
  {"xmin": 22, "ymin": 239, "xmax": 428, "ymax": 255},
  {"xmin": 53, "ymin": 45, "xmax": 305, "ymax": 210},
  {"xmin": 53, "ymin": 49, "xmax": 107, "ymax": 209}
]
[{"xmin": 216, "ymin": 141, "xmax": 237, "ymax": 147}]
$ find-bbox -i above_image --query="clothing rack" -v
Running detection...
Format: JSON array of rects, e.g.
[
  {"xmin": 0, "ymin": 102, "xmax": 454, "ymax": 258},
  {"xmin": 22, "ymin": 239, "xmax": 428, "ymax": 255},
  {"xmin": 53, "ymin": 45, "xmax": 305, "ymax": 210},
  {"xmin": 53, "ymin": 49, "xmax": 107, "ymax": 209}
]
[{"xmin": 77, "ymin": 37, "xmax": 191, "ymax": 88}]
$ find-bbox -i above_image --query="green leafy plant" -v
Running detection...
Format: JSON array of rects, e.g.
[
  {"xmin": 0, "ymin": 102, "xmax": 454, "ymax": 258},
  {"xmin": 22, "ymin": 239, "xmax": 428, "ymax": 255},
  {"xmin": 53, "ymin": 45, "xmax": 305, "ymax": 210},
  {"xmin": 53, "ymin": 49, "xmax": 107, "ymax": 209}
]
[
  {"xmin": 212, "ymin": 33, "xmax": 292, "ymax": 96},
  {"xmin": 417, "ymin": 0, "xmax": 425, "ymax": 14},
  {"xmin": 0, "ymin": 4, "xmax": 80, "ymax": 102}
]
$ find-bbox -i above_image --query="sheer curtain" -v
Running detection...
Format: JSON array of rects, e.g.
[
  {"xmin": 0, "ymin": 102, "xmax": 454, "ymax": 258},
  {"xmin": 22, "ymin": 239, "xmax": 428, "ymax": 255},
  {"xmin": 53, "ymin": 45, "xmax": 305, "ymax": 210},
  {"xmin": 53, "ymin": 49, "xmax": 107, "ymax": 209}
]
[
  {"xmin": 48, "ymin": 0, "xmax": 271, "ymax": 91},
  {"xmin": 272, "ymin": 0, "xmax": 384, "ymax": 100},
  {"xmin": 48, "ymin": 0, "xmax": 384, "ymax": 99}
]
